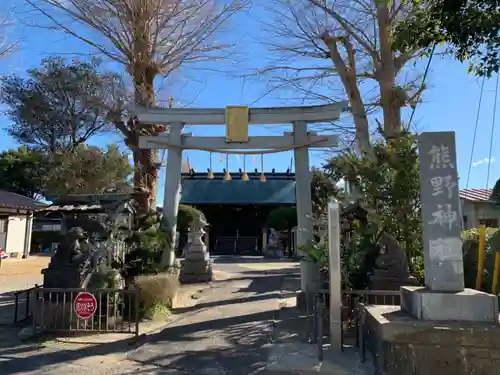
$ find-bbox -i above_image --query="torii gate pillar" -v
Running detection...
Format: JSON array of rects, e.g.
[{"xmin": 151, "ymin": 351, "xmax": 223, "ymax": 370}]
[
  {"xmin": 161, "ymin": 122, "xmax": 184, "ymax": 267},
  {"xmin": 293, "ymin": 120, "xmax": 316, "ymax": 291}
]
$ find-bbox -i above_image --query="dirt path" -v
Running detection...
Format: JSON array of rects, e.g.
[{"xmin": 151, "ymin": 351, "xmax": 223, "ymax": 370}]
[{"xmin": 0, "ymin": 256, "xmax": 49, "ymax": 293}]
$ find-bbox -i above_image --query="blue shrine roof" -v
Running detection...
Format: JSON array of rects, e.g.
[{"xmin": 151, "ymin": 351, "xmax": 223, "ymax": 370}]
[{"xmin": 180, "ymin": 173, "xmax": 296, "ymax": 205}]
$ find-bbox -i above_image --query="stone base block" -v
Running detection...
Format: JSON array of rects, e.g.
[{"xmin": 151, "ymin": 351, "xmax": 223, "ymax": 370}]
[
  {"xmin": 263, "ymin": 248, "xmax": 283, "ymax": 259},
  {"xmin": 365, "ymin": 305, "xmax": 500, "ymax": 375},
  {"xmin": 183, "ymin": 249, "xmax": 210, "ymax": 261},
  {"xmin": 42, "ymin": 267, "xmax": 89, "ymax": 289},
  {"xmin": 401, "ymin": 286, "xmax": 499, "ymax": 322},
  {"xmin": 180, "ymin": 258, "xmax": 213, "ymax": 284}
]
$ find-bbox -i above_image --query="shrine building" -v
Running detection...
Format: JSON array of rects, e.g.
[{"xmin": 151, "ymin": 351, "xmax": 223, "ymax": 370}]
[{"xmin": 180, "ymin": 169, "xmax": 296, "ymax": 255}]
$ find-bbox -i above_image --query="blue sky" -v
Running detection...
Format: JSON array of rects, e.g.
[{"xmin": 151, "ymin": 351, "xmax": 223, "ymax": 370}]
[{"xmin": 0, "ymin": 2, "xmax": 498, "ymax": 204}]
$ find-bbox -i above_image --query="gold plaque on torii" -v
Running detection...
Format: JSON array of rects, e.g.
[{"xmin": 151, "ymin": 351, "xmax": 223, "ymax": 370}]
[{"xmin": 225, "ymin": 105, "xmax": 249, "ymax": 143}]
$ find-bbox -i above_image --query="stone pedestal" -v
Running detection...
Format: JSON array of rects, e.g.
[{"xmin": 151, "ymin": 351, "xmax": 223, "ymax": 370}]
[
  {"xmin": 179, "ymin": 228, "xmax": 213, "ymax": 284},
  {"xmin": 42, "ymin": 265, "xmax": 90, "ymax": 289},
  {"xmin": 365, "ymin": 305, "xmax": 500, "ymax": 375},
  {"xmin": 401, "ymin": 286, "xmax": 498, "ymax": 322},
  {"xmin": 263, "ymin": 246, "xmax": 283, "ymax": 259}
]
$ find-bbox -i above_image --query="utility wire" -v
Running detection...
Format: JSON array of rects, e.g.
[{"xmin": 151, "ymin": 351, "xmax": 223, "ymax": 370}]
[
  {"xmin": 465, "ymin": 77, "xmax": 486, "ymax": 191},
  {"xmin": 486, "ymin": 73, "xmax": 499, "ymax": 189},
  {"xmin": 408, "ymin": 44, "xmax": 436, "ymax": 128},
  {"xmin": 462, "ymin": 76, "xmax": 486, "ymax": 230}
]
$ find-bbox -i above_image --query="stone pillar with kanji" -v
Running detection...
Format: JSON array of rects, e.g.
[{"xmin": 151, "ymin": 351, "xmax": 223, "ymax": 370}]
[
  {"xmin": 399, "ymin": 131, "xmax": 498, "ymax": 321},
  {"xmin": 363, "ymin": 132, "xmax": 500, "ymax": 375},
  {"xmin": 419, "ymin": 134, "xmax": 464, "ymax": 292}
]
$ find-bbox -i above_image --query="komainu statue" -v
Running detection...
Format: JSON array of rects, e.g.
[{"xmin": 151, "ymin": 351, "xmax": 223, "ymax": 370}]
[
  {"xmin": 51, "ymin": 227, "xmax": 89, "ymax": 268},
  {"xmin": 43, "ymin": 227, "xmax": 94, "ymax": 288},
  {"xmin": 370, "ymin": 233, "xmax": 416, "ymax": 290},
  {"xmin": 373, "ymin": 233, "xmax": 411, "ymax": 279}
]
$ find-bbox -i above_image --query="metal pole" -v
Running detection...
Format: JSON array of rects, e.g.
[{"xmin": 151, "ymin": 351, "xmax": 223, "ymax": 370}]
[
  {"xmin": 328, "ymin": 199, "xmax": 342, "ymax": 351},
  {"xmin": 134, "ymin": 288, "xmax": 140, "ymax": 337}
]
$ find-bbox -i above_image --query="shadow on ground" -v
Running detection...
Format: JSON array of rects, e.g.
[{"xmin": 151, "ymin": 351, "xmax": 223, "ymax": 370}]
[
  {"xmin": 129, "ymin": 309, "xmax": 276, "ymax": 374},
  {"xmin": 0, "ymin": 265, "xmax": 300, "ymax": 375},
  {"xmin": 212, "ymin": 255, "xmax": 298, "ymax": 265},
  {"xmin": 0, "ymin": 312, "xmax": 278, "ymax": 374},
  {"xmin": 175, "ymin": 269, "xmax": 300, "ymax": 314}
]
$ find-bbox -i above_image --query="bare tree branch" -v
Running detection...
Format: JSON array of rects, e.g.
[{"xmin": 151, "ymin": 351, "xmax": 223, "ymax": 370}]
[
  {"xmin": 255, "ymin": 0, "xmax": 428, "ymax": 157},
  {"xmin": 0, "ymin": 8, "xmax": 19, "ymax": 59},
  {"xmin": 22, "ymin": 0, "xmax": 246, "ymax": 214}
]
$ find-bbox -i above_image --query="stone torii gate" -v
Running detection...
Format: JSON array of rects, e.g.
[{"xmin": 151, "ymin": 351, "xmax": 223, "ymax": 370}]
[{"xmin": 135, "ymin": 102, "xmax": 349, "ymax": 284}]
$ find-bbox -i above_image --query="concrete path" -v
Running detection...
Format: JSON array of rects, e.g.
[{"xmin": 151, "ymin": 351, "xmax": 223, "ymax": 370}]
[
  {"xmin": 0, "ymin": 256, "xmax": 300, "ymax": 375},
  {"xmin": 127, "ymin": 258, "xmax": 296, "ymax": 374},
  {"xmin": 266, "ymin": 274, "xmax": 373, "ymax": 375},
  {"xmin": 0, "ymin": 256, "xmax": 373, "ymax": 374}
]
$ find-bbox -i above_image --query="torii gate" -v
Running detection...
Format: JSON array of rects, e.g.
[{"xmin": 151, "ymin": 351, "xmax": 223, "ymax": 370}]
[{"xmin": 135, "ymin": 102, "xmax": 349, "ymax": 285}]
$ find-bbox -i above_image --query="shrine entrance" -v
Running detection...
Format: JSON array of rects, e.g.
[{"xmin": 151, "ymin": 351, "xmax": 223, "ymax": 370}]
[{"xmin": 135, "ymin": 102, "xmax": 348, "ymax": 285}]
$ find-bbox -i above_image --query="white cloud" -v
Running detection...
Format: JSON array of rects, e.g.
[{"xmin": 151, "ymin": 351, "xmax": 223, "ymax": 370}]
[
  {"xmin": 336, "ymin": 178, "xmax": 346, "ymax": 189},
  {"xmin": 472, "ymin": 157, "xmax": 495, "ymax": 167}
]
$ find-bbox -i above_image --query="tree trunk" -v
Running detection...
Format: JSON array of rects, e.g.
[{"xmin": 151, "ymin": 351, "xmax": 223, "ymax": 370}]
[
  {"xmin": 323, "ymin": 36, "xmax": 372, "ymax": 156},
  {"xmin": 376, "ymin": 2, "xmax": 402, "ymax": 138},
  {"xmin": 132, "ymin": 145, "xmax": 159, "ymax": 212},
  {"xmin": 130, "ymin": 65, "xmax": 161, "ymax": 212}
]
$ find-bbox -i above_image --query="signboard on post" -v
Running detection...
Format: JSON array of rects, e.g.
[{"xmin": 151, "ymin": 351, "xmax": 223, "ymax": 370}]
[
  {"xmin": 74, "ymin": 292, "xmax": 98, "ymax": 320},
  {"xmin": 418, "ymin": 131, "xmax": 465, "ymax": 292}
]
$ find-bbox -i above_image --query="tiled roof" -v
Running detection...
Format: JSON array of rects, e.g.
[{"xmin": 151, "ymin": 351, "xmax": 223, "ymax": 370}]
[
  {"xmin": 180, "ymin": 178, "xmax": 296, "ymax": 205},
  {"xmin": 460, "ymin": 189, "xmax": 493, "ymax": 202},
  {"xmin": 0, "ymin": 190, "xmax": 47, "ymax": 210}
]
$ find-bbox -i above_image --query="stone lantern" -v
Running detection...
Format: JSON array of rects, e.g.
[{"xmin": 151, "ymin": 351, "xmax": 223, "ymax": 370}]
[{"xmin": 179, "ymin": 213, "xmax": 212, "ymax": 283}]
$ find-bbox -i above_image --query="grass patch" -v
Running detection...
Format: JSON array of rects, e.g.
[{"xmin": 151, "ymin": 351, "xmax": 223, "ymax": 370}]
[{"xmin": 136, "ymin": 273, "xmax": 180, "ymax": 320}]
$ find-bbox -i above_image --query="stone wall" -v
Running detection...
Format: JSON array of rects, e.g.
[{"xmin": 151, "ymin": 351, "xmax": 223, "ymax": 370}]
[
  {"xmin": 382, "ymin": 341, "xmax": 500, "ymax": 374},
  {"xmin": 365, "ymin": 305, "xmax": 500, "ymax": 375}
]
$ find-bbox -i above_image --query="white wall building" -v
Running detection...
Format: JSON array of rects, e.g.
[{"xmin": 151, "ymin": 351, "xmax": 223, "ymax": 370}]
[
  {"xmin": 0, "ymin": 190, "xmax": 46, "ymax": 258},
  {"xmin": 460, "ymin": 189, "xmax": 500, "ymax": 229}
]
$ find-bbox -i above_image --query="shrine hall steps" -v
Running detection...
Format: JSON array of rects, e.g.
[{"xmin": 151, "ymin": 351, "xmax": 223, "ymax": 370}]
[{"xmin": 214, "ymin": 236, "xmax": 260, "ymax": 255}]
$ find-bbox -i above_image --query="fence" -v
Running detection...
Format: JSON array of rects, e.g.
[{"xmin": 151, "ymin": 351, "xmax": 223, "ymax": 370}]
[
  {"xmin": 13, "ymin": 285, "xmax": 41, "ymax": 323},
  {"xmin": 0, "ymin": 286, "xmax": 41, "ymax": 325},
  {"xmin": 305, "ymin": 289, "xmax": 400, "ymax": 361},
  {"xmin": 32, "ymin": 288, "xmax": 140, "ymax": 336},
  {"xmin": 290, "ymin": 227, "xmax": 298, "ymax": 257},
  {"xmin": 92, "ymin": 239, "xmax": 128, "ymax": 267}
]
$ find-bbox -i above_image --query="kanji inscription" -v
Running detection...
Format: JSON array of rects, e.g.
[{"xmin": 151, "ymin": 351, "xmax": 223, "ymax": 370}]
[{"xmin": 418, "ymin": 132, "xmax": 464, "ymax": 292}]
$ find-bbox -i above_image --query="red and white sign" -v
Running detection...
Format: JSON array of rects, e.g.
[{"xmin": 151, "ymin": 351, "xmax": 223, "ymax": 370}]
[{"xmin": 74, "ymin": 292, "xmax": 97, "ymax": 320}]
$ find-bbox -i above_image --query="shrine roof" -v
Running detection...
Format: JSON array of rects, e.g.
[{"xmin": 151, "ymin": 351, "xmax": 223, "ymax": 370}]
[
  {"xmin": 0, "ymin": 190, "xmax": 46, "ymax": 211},
  {"xmin": 180, "ymin": 173, "xmax": 296, "ymax": 205},
  {"xmin": 38, "ymin": 192, "xmax": 139, "ymax": 213},
  {"xmin": 460, "ymin": 189, "xmax": 493, "ymax": 202}
]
